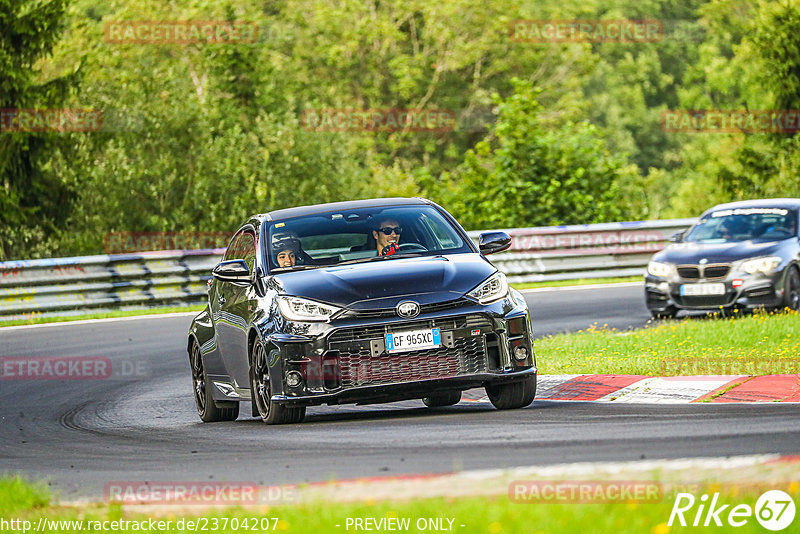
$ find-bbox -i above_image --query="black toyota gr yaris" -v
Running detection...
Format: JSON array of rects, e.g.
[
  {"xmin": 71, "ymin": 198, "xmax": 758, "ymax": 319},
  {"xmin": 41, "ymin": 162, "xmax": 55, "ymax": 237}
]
[{"xmin": 187, "ymin": 198, "xmax": 536, "ymax": 424}]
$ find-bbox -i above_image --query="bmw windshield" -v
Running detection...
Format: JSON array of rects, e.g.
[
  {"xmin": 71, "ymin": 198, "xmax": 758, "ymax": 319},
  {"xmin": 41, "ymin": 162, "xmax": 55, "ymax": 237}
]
[
  {"xmin": 265, "ymin": 205, "xmax": 473, "ymax": 272},
  {"xmin": 684, "ymin": 208, "xmax": 798, "ymax": 244}
]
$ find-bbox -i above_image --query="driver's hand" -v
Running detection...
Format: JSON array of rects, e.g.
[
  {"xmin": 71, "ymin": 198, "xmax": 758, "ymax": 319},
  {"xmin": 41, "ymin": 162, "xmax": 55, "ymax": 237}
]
[{"xmin": 381, "ymin": 243, "xmax": 399, "ymax": 256}]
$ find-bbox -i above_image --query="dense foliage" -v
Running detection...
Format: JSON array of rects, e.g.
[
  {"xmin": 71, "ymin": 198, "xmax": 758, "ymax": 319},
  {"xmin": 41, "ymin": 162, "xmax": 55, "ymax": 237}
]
[{"xmin": 2, "ymin": 0, "xmax": 799, "ymax": 259}]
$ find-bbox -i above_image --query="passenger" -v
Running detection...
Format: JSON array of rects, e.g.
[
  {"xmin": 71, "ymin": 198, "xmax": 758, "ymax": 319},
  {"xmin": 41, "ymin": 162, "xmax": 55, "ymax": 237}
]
[{"xmin": 371, "ymin": 217, "xmax": 403, "ymax": 256}]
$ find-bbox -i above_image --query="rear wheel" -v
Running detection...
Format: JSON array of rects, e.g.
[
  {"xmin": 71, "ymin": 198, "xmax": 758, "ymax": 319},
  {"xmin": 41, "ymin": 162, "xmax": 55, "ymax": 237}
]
[
  {"xmin": 250, "ymin": 341, "xmax": 306, "ymax": 425},
  {"xmin": 782, "ymin": 267, "xmax": 800, "ymax": 311},
  {"xmin": 486, "ymin": 375, "xmax": 536, "ymax": 410},
  {"xmin": 422, "ymin": 391, "xmax": 462, "ymax": 407},
  {"xmin": 190, "ymin": 341, "xmax": 239, "ymax": 422}
]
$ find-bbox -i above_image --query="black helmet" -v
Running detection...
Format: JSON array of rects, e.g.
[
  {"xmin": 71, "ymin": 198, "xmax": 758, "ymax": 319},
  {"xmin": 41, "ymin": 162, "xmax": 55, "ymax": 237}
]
[{"xmin": 271, "ymin": 232, "xmax": 300, "ymax": 259}]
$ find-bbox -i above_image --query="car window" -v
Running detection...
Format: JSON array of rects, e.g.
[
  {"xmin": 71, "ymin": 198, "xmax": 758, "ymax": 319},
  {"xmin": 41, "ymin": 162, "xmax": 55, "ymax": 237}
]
[
  {"xmin": 265, "ymin": 205, "xmax": 471, "ymax": 271},
  {"xmin": 224, "ymin": 229, "xmax": 256, "ymax": 272},
  {"xmin": 685, "ymin": 208, "xmax": 798, "ymax": 243}
]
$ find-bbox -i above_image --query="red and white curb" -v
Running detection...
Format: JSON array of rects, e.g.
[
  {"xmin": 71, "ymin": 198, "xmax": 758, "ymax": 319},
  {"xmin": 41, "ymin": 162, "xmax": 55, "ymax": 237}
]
[{"xmin": 462, "ymin": 374, "xmax": 800, "ymax": 403}]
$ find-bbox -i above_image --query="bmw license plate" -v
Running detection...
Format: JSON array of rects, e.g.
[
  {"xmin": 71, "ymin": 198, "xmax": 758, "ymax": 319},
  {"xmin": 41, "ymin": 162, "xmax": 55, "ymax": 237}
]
[
  {"xmin": 680, "ymin": 283, "xmax": 725, "ymax": 296},
  {"xmin": 385, "ymin": 328, "xmax": 441, "ymax": 354}
]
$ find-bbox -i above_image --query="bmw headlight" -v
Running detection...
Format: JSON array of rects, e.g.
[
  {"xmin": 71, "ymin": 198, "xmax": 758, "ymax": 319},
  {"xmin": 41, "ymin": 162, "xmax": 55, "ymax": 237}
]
[
  {"xmin": 738, "ymin": 256, "xmax": 782, "ymax": 274},
  {"xmin": 277, "ymin": 296, "xmax": 342, "ymax": 322},
  {"xmin": 467, "ymin": 272, "xmax": 509, "ymax": 304},
  {"xmin": 647, "ymin": 261, "xmax": 675, "ymax": 278}
]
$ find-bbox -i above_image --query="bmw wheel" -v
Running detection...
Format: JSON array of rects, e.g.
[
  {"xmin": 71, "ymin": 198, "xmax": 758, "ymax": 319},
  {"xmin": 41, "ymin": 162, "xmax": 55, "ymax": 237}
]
[
  {"xmin": 190, "ymin": 341, "xmax": 239, "ymax": 422},
  {"xmin": 250, "ymin": 341, "xmax": 306, "ymax": 425},
  {"xmin": 782, "ymin": 266, "xmax": 800, "ymax": 311}
]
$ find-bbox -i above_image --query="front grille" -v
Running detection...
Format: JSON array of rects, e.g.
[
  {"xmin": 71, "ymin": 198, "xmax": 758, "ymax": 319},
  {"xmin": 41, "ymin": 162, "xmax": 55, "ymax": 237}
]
[
  {"xmin": 337, "ymin": 336, "xmax": 488, "ymax": 388},
  {"xmin": 326, "ymin": 314, "xmax": 492, "ymax": 388},
  {"xmin": 328, "ymin": 315, "xmax": 490, "ymax": 343},
  {"xmin": 677, "ymin": 264, "xmax": 730, "ymax": 280},
  {"xmin": 704, "ymin": 266, "xmax": 730, "ymax": 279},
  {"xmin": 677, "ymin": 267, "xmax": 700, "ymax": 279}
]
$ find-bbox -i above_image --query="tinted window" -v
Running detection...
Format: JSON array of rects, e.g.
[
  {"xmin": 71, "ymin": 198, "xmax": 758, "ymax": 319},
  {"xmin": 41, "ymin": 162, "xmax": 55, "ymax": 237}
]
[
  {"xmin": 685, "ymin": 208, "xmax": 798, "ymax": 243},
  {"xmin": 265, "ymin": 205, "xmax": 471, "ymax": 271}
]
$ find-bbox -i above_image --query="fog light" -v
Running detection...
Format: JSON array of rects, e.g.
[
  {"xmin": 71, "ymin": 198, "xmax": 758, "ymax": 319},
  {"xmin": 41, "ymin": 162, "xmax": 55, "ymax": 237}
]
[
  {"xmin": 513, "ymin": 346, "xmax": 528, "ymax": 361},
  {"xmin": 286, "ymin": 371, "xmax": 302, "ymax": 388}
]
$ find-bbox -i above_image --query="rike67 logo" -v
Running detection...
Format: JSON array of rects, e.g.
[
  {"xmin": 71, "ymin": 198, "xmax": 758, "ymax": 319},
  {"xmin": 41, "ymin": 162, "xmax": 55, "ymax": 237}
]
[{"xmin": 669, "ymin": 490, "xmax": 796, "ymax": 531}]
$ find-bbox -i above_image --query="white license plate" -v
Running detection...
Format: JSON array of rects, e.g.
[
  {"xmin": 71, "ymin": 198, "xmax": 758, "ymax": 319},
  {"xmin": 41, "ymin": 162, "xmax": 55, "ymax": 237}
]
[
  {"xmin": 680, "ymin": 283, "xmax": 725, "ymax": 296},
  {"xmin": 385, "ymin": 328, "xmax": 441, "ymax": 353}
]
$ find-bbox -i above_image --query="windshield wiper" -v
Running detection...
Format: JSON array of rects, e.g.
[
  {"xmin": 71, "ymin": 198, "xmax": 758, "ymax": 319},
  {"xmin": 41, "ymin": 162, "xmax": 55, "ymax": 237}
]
[{"xmin": 336, "ymin": 253, "xmax": 423, "ymax": 266}]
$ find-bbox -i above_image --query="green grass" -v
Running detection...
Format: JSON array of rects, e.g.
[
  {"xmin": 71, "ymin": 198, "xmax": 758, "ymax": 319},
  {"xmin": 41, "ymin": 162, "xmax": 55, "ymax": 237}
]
[
  {"xmin": 0, "ymin": 477, "xmax": 790, "ymax": 534},
  {"xmin": 536, "ymin": 309, "xmax": 800, "ymax": 375},
  {"xmin": 0, "ymin": 305, "xmax": 205, "ymax": 328},
  {"xmin": 512, "ymin": 276, "xmax": 641, "ymax": 290}
]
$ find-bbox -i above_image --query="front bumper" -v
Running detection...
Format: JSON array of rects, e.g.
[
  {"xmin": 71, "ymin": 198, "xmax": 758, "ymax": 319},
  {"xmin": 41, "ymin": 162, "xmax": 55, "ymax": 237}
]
[
  {"xmin": 272, "ymin": 368, "xmax": 536, "ymax": 407},
  {"xmin": 645, "ymin": 269, "xmax": 785, "ymax": 312},
  {"xmin": 264, "ymin": 296, "xmax": 536, "ymax": 406}
]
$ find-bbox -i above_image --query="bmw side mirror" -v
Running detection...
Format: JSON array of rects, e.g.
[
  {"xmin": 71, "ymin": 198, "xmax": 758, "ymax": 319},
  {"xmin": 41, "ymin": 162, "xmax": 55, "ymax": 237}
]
[
  {"xmin": 669, "ymin": 231, "xmax": 685, "ymax": 243},
  {"xmin": 479, "ymin": 232, "xmax": 512, "ymax": 255},
  {"xmin": 212, "ymin": 259, "xmax": 252, "ymax": 284}
]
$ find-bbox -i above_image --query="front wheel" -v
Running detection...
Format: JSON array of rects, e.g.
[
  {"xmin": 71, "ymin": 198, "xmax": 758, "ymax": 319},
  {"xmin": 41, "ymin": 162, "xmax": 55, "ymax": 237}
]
[
  {"xmin": 250, "ymin": 341, "xmax": 306, "ymax": 425},
  {"xmin": 423, "ymin": 391, "xmax": 461, "ymax": 407},
  {"xmin": 650, "ymin": 306, "xmax": 677, "ymax": 319},
  {"xmin": 782, "ymin": 267, "xmax": 800, "ymax": 311},
  {"xmin": 190, "ymin": 341, "xmax": 239, "ymax": 422},
  {"xmin": 486, "ymin": 375, "xmax": 536, "ymax": 410}
]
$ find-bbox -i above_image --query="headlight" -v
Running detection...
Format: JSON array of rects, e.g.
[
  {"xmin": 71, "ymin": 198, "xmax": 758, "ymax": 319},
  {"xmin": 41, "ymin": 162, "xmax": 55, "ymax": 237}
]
[
  {"xmin": 647, "ymin": 261, "xmax": 674, "ymax": 278},
  {"xmin": 467, "ymin": 272, "xmax": 509, "ymax": 304},
  {"xmin": 738, "ymin": 256, "xmax": 782, "ymax": 274},
  {"xmin": 277, "ymin": 296, "xmax": 342, "ymax": 322}
]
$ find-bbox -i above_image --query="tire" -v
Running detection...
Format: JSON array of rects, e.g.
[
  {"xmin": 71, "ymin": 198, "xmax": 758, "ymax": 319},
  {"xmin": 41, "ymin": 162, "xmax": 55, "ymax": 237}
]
[
  {"xmin": 190, "ymin": 341, "xmax": 239, "ymax": 422},
  {"xmin": 650, "ymin": 306, "xmax": 677, "ymax": 319},
  {"xmin": 782, "ymin": 266, "xmax": 800, "ymax": 311},
  {"xmin": 486, "ymin": 375, "xmax": 536, "ymax": 410},
  {"xmin": 250, "ymin": 341, "xmax": 306, "ymax": 425},
  {"xmin": 422, "ymin": 391, "xmax": 462, "ymax": 407}
]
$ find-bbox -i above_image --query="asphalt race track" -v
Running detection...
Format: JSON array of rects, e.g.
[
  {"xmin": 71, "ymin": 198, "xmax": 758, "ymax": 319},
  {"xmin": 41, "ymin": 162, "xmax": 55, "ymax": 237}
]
[{"xmin": 1, "ymin": 283, "xmax": 799, "ymax": 499}]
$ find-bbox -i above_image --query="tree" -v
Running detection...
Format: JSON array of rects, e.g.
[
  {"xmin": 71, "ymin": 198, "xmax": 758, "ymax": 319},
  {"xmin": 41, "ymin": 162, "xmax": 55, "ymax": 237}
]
[
  {"xmin": 0, "ymin": 0, "xmax": 81, "ymax": 259},
  {"xmin": 432, "ymin": 79, "xmax": 638, "ymax": 230}
]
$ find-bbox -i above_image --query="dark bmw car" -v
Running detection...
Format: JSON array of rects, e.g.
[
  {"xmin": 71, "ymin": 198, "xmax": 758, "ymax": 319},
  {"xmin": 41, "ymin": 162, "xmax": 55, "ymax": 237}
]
[
  {"xmin": 645, "ymin": 198, "xmax": 800, "ymax": 318},
  {"xmin": 187, "ymin": 198, "xmax": 536, "ymax": 424}
]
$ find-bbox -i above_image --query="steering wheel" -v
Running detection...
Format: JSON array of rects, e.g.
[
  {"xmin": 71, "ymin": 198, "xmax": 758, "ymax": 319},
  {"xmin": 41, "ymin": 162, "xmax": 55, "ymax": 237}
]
[{"xmin": 397, "ymin": 243, "xmax": 428, "ymax": 253}]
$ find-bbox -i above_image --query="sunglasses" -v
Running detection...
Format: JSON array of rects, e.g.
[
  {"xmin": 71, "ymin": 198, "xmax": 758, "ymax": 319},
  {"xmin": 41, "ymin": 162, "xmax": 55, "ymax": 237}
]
[{"xmin": 378, "ymin": 226, "xmax": 402, "ymax": 235}]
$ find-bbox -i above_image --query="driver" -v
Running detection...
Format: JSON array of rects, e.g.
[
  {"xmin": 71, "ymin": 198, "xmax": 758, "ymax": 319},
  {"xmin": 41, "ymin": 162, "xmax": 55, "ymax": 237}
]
[
  {"xmin": 271, "ymin": 232, "xmax": 300, "ymax": 268},
  {"xmin": 372, "ymin": 217, "xmax": 402, "ymax": 256}
]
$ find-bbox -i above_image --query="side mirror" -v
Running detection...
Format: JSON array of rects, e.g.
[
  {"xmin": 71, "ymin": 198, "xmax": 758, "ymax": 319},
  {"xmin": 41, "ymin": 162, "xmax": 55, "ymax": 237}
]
[
  {"xmin": 479, "ymin": 231, "xmax": 512, "ymax": 255},
  {"xmin": 212, "ymin": 259, "xmax": 252, "ymax": 284},
  {"xmin": 669, "ymin": 230, "xmax": 685, "ymax": 243}
]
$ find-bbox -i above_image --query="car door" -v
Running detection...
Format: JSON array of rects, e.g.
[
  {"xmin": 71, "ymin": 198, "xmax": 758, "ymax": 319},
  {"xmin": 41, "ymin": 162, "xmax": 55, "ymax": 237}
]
[{"xmin": 217, "ymin": 227, "xmax": 257, "ymax": 388}]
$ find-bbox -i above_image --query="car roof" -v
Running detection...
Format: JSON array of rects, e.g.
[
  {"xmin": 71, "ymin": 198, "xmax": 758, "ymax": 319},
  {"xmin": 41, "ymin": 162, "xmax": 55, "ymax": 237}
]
[
  {"xmin": 255, "ymin": 197, "xmax": 432, "ymax": 221},
  {"xmin": 702, "ymin": 198, "xmax": 800, "ymax": 215}
]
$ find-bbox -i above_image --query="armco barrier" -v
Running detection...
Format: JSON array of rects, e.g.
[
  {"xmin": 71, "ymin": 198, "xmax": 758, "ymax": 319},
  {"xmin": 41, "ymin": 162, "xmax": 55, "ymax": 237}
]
[{"xmin": 0, "ymin": 219, "xmax": 696, "ymax": 321}]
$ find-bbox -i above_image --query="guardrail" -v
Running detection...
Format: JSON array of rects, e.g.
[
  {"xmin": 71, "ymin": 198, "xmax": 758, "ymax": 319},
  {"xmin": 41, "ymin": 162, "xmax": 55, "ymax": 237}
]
[{"xmin": 0, "ymin": 218, "xmax": 696, "ymax": 321}]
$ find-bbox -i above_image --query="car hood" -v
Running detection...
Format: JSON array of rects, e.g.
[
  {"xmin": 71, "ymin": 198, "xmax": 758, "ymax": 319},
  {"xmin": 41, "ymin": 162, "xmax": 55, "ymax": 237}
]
[
  {"xmin": 272, "ymin": 253, "xmax": 496, "ymax": 309},
  {"xmin": 653, "ymin": 240, "xmax": 787, "ymax": 264}
]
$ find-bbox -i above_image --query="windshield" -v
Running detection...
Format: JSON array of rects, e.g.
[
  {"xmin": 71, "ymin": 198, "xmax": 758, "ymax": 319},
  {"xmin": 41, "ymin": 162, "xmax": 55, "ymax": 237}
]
[
  {"xmin": 684, "ymin": 208, "xmax": 798, "ymax": 243},
  {"xmin": 265, "ymin": 205, "xmax": 472, "ymax": 272}
]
